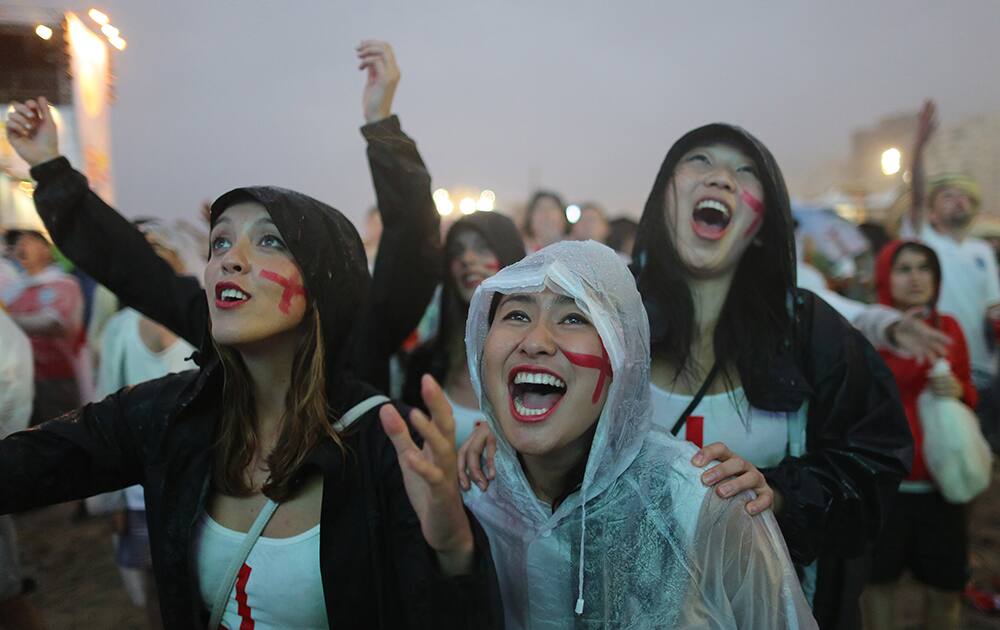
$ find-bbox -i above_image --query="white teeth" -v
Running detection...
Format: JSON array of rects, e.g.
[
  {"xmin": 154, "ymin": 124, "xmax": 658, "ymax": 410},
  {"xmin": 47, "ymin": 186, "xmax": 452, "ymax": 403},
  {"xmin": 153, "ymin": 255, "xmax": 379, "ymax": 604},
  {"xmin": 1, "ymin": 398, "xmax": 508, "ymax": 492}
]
[
  {"xmin": 695, "ymin": 199, "xmax": 731, "ymax": 217},
  {"xmin": 512, "ymin": 371, "xmax": 566, "ymax": 388},
  {"xmin": 514, "ymin": 398, "xmax": 550, "ymax": 416},
  {"xmin": 220, "ymin": 288, "xmax": 249, "ymax": 300}
]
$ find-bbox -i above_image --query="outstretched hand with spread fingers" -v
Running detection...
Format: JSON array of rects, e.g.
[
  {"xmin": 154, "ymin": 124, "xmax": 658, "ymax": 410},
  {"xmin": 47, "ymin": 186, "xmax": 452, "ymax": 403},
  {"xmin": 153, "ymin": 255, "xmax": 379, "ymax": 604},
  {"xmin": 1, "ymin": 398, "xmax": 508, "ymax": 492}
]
[
  {"xmin": 5, "ymin": 97, "xmax": 59, "ymax": 167},
  {"xmin": 380, "ymin": 374, "xmax": 474, "ymax": 575}
]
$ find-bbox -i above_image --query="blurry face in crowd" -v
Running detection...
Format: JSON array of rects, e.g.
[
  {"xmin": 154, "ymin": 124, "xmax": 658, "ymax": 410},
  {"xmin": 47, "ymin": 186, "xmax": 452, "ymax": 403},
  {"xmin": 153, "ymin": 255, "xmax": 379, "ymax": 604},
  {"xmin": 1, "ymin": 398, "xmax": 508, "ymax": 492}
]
[
  {"xmin": 13, "ymin": 233, "xmax": 53, "ymax": 275},
  {"xmin": 206, "ymin": 202, "xmax": 308, "ymax": 349},
  {"xmin": 570, "ymin": 207, "xmax": 610, "ymax": 243},
  {"xmin": 930, "ymin": 186, "xmax": 977, "ymax": 231},
  {"xmin": 483, "ymin": 289, "xmax": 610, "ymax": 467},
  {"xmin": 664, "ymin": 143, "xmax": 765, "ymax": 278},
  {"xmin": 530, "ymin": 197, "xmax": 567, "ymax": 248},
  {"xmin": 889, "ymin": 247, "xmax": 935, "ymax": 310},
  {"xmin": 448, "ymin": 228, "xmax": 501, "ymax": 303}
]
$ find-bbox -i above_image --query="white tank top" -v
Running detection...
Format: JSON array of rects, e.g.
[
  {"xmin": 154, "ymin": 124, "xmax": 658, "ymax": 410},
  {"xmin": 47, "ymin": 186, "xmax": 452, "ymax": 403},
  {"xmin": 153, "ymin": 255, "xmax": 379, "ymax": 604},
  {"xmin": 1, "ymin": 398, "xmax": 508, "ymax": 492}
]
[
  {"xmin": 444, "ymin": 391, "xmax": 483, "ymax": 447},
  {"xmin": 649, "ymin": 384, "xmax": 790, "ymax": 468},
  {"xmin": 194, "ymin": 512, "xmax": 327, "ymax": 629}
]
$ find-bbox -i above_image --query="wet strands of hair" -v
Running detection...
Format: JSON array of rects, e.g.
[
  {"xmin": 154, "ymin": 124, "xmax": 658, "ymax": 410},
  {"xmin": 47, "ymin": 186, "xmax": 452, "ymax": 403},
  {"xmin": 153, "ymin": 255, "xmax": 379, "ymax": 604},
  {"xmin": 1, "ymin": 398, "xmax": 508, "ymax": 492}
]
[{"xmin": 260, "ymin": 269, "xmax": 307, "ymax": 315}]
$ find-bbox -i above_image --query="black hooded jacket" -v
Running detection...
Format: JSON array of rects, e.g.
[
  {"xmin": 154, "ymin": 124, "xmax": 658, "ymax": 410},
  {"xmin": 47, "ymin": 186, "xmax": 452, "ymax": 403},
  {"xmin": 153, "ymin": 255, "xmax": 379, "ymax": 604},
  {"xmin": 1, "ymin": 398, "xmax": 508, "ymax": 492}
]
[
  {"xmin": 632, "ymin": 123, "xmax": 911, "ymax": 629},
  {"xmin": 402, "ymin": 211, "xmax": 524, "ymax": 409},
  {"xmin": 0, "ymin": 117, "xmax": 503, "ymax": 628}
]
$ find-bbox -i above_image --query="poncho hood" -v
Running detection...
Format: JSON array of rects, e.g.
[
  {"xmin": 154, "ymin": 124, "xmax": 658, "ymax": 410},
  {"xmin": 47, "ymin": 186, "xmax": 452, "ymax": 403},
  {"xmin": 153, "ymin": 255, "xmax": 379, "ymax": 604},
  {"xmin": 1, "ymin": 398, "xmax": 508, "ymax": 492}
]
[
  {"xmin": 466, "ymin": 240, "xmax": 651, "ymax": 526},
  {"xmin": 210, "ymin": 186, "xmax": 370, "ymax": 411}
]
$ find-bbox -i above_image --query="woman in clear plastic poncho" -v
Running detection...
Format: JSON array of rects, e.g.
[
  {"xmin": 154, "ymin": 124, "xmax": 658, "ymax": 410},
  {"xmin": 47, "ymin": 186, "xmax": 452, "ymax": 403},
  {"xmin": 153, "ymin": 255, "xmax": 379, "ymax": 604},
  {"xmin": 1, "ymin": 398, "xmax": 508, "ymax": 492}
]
[{"xmin": 462, "ymin": 239, "xmax": 816, "ymax": 628}]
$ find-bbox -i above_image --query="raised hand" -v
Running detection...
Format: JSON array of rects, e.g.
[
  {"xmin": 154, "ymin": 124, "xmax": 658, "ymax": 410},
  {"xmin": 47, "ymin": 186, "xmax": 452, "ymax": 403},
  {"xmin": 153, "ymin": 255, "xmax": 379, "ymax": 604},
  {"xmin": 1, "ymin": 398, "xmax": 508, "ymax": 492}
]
[
  {"xmin": 380, "ymin": 374, "xmax": 473, "ymax": 575},
  {"xmin": 692, "ymin": 442, "xmax": 777, "ymax": 515},
  {"xmin": 357, "ymin": 40, "xmax": 401, "ymax": 124},
  {"xmin": 915, "ymin": 99, "xmax": 938, "ymax": 149},
  {"xmin": 5, "ymin": 97, "xmax": 59, "ymax": 167}
]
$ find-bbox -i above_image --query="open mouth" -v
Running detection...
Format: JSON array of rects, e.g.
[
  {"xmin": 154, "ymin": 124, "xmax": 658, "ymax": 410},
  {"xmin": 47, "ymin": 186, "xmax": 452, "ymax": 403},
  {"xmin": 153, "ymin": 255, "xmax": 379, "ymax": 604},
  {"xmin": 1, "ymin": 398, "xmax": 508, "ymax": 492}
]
[
  {"xmin": 507, "ymin": 366, "xmax": 567, "ymax": 423},
  {"xmin": 215, "ymin": 282, "xmax": 252, "ymax": 309},
  {"xmin": 462, "ymin": 273, "xmax": 485, "ymax": 289},
  {"xmin": 691, "ymin": 198, "xmax": 732, "ymax": 240}
]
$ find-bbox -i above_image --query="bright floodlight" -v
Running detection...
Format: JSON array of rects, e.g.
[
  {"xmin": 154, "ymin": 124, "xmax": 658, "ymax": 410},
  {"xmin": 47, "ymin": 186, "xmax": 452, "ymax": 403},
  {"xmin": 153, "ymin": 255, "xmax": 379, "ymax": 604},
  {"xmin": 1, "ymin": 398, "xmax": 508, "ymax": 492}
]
[
  {"xmin": 881, "ymin": 148, "xmax": 901, "ymax": 176},
  {"xmin": 35, "ymin": 25, "xmax": 53, "ymax": 40},
  {"xmin": 476, "ymin": 189, "xmax": 495, "ymax": 212},
  {"xmin": 88, "ymin": 9, "xmax": 109, "ymax": 25},
  {"xmin": 566, "ymin": 204, "xmax": 581, "ymax": 224},
  {"xmin": 109, "ymin": 35, "xmax": 127, "ymax": 50},
  {"xmin": 101, "ymin": 24, "xmax": 119, "ymax": 38},
  {"xmin": 460, "ymin": 197, "xmax": 477, "ymax": 215}
]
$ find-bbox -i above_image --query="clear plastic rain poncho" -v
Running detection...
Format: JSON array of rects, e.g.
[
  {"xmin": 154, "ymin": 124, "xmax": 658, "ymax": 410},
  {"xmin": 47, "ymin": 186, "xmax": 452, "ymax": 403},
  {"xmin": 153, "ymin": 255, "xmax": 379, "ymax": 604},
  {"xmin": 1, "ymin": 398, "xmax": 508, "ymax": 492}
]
[{"xmin": 463, "ymin": 240, "xmax": 816, "ymax": 629}]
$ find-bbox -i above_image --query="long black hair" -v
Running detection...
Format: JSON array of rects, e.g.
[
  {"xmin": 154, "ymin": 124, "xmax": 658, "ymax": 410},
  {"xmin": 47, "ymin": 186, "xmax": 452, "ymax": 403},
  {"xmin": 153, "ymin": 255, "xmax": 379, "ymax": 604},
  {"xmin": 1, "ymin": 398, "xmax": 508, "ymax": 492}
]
[{"xmin": 632, "ymin": 123, "xmax": 796, "ymax": 390}]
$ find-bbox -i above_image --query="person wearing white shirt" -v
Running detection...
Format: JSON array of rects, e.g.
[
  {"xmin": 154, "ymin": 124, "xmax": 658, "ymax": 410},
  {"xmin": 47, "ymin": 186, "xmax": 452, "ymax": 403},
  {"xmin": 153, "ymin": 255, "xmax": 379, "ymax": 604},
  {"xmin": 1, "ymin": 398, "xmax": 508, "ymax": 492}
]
[{"xmin": 902, "ymin": 100, "xmax": 1000, "ymax": 441}]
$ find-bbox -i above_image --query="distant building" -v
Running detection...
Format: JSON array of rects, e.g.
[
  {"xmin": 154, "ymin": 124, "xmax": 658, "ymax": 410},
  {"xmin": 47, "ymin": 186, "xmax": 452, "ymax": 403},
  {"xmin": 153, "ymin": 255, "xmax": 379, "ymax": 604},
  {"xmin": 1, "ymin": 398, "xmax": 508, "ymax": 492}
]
[{"xmin": 924, "ymin": 111, "xmax": 1000, "ymax": 214}]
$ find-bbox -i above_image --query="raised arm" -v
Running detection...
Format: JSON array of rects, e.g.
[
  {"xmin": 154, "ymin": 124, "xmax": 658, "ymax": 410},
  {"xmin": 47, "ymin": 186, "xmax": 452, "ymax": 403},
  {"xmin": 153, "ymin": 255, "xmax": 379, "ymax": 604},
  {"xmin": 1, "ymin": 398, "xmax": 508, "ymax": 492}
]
[
  {"xmin": 352, "ymin": 41, "xmax": 443, "ymax": 389},
  {"xmin": 907, "ymin": 99, "xmax": 937, "ymax": 233},
  {"xmin": 6, "ymin": 98, "xmax": 208, "ymax": 348}
]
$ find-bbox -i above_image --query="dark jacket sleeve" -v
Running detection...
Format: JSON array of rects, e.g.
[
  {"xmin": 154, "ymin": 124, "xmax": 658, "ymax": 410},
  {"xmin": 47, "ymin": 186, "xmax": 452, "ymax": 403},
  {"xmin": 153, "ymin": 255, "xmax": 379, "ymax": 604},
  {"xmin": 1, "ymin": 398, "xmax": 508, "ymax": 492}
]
[
  {"xmin": 762, "ymin": 292, "xmax": 912, "ymax": 564},
  {"xmin": 0, "ymin": 377, "xmax": 174, "ymax": 514},
  {"xmin": 29, "ymin": 157, "xmax": 208, "ymax": 349},
  {"xmin": 372, "ymin": 407, "xmax": 504, "ymax": 628},
  {"xmin": 353, "ymin": 116, "xmax": 442, "ymax": 389}
]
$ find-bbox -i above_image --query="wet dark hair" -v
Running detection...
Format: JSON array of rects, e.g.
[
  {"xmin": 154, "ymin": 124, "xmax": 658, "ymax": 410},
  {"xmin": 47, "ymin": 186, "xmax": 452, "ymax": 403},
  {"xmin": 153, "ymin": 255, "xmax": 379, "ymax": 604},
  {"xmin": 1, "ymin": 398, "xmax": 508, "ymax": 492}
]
[
  {"xmin": 522, "ymin": 190, "xmax": 567, "ymax": 238},
  {"xmin": 633, "ymin": 124, "xmax": 795, "ymax": 386}
]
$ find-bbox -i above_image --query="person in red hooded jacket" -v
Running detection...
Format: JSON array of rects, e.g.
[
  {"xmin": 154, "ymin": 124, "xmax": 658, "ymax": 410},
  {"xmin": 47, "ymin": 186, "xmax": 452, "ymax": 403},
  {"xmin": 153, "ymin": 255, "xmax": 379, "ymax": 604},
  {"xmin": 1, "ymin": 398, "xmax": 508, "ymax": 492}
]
[{"xmin": 864, "ymin": 240, "xmax": 977, "ymax": 630}]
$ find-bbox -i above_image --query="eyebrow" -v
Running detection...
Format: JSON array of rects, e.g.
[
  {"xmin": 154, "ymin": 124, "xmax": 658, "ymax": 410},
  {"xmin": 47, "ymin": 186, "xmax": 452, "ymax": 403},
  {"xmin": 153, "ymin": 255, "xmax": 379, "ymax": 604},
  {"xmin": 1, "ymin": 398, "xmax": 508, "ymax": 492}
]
[
  {"xmin": 499, "ymin": 293, "xmax": 577, "ymax": 307},
  {"xmin": 211, "ymin": 216, "xmax": 277, "ymax": 231}
]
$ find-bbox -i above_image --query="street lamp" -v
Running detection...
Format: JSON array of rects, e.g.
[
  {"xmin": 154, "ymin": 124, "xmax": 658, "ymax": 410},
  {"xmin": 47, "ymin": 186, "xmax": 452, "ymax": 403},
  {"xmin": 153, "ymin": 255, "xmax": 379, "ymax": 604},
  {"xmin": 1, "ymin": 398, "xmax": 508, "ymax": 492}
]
[
  {"xmin": 35, "ymin": 25, "xmax": 53, "ymax": 40},
  {"xmin": 566, "ymin": 204, "xmax": 581, "ymax": 224},
  {"xmin": 881, "ymin": 148, "xmax": 901, "ymax": 176}
]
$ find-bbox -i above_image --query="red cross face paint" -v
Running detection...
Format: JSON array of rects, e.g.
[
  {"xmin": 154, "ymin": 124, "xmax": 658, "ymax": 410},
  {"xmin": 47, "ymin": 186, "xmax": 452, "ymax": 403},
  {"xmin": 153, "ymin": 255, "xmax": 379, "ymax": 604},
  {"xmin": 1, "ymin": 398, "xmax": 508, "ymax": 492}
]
[
  {"xmin": 205, "ymin": 201, "xmax": 309, "ymax": 349},
  {"xmin": 740, "ymin": 188, "xmax": 765, "ymax": 238},
  {"xmin": 665, "ymin": 143, "xmax": 766, "ymax": 279},
  {"xmin": 483, "ymin": 289, "xmax": 612, "ymax": 460},
  {"xmin": 260, "ymin": 269, "xmax": 307, "ymax": 315}
]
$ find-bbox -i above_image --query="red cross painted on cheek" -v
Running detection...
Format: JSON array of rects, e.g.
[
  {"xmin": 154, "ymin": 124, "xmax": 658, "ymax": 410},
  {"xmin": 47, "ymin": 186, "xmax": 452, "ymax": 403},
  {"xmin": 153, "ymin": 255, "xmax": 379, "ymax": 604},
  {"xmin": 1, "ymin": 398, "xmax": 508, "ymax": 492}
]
[
  {"xmin": 485, "ymin": 260, "xmax": 501, "ymax": 272},
  {"xmin": 741, "ymin": 189, "xmax": 765, "ymax": 238},
  {"xmin": 563, "ymin": 343, "xmax": 614, "ymax": 404},
  {"xmin": 259, "ymin": 269, "xmax": 306, "ymax": 315}
]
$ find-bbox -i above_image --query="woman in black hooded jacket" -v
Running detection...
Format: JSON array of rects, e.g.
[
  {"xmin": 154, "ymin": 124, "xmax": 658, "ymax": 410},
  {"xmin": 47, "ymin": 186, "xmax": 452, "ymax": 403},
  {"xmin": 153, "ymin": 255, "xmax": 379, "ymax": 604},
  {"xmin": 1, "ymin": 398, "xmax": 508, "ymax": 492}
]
[
  {"xmin": 402, "ymin": 211, "xmax": 525, "ymax": 444},
  {"xmin": 0, "ymin": 42, "xmax": 502, "ymax": 629}
]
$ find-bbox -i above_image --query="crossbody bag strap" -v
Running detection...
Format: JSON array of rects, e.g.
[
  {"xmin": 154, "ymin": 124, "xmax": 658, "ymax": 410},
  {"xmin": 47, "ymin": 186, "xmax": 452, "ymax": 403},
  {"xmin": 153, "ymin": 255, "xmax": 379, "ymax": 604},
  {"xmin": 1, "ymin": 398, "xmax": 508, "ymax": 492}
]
[
  {"xmin": 207, "ymin": 498, "xmax": 280, "ymax": 630},
  {"xmin": 670, "ymin": 361, "xmax": 721, "ymax": 436},
  {"xmin": 333, "ymin": 395, "xmax": 391, "ymax": 432}
]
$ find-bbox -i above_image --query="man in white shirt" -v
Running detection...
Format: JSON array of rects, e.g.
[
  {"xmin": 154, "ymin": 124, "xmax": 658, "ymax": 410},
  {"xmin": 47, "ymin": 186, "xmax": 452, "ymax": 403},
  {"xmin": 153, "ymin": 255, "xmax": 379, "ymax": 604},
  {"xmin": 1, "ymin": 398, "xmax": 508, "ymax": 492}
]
[{"xmin": 902, "ymin": 100, "xmax": 1000, "ymax": 442}]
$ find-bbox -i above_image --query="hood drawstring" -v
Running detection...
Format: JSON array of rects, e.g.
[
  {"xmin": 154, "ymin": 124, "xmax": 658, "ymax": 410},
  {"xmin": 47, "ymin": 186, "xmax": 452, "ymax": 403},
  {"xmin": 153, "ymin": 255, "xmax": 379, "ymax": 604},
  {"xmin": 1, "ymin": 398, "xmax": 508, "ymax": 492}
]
[{"xmin": 575, "ymin": 491, "xmax": 588, "ymax": 615}]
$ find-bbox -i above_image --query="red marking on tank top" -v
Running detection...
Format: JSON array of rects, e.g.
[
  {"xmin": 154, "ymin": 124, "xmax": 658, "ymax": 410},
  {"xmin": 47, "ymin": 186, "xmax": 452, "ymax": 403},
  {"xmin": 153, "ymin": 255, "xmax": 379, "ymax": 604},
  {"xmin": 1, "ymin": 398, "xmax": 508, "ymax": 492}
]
[
  {"xmin": 563, "ymin": 344, "xmax": 614, "ymax": 404},
  {"xmin": 741, "ymin": 189, "xmax": 765, "ymax": 238},
  {"xmin": 685, "ymin": 416, "xmax": 705, "ymax": 448},
  {"xmin": 259, "ymin": 270, "xmax": 306, "ymax": 314},
  {"xmin": 232, "ymin": 562, "xmax": 254, "ymax": 630}
]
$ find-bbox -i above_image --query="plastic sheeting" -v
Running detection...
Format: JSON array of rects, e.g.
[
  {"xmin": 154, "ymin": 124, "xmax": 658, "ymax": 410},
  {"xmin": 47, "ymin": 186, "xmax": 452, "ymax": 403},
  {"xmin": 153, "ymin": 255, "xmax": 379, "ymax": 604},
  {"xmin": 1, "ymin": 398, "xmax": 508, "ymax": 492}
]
[{"xmin": 463, "ymin": 240, "xmax": 816, "ymax": 628}]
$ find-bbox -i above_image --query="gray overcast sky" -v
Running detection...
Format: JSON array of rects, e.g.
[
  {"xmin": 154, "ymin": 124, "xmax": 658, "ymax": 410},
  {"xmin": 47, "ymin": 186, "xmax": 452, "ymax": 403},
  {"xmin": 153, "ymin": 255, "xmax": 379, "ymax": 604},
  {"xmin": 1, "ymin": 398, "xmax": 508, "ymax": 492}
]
[{"xmin": 22, "ymin": 0, "xmax": 1000, "ymax": 226}]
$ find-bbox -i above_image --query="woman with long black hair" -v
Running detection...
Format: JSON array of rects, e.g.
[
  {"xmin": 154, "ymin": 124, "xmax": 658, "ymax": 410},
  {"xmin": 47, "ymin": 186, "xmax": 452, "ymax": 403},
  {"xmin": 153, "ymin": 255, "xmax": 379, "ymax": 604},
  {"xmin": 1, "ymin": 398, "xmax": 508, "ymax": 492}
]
[{"xmin": 1, "ymin": 41, "xmax": 501, "ymax": 629}]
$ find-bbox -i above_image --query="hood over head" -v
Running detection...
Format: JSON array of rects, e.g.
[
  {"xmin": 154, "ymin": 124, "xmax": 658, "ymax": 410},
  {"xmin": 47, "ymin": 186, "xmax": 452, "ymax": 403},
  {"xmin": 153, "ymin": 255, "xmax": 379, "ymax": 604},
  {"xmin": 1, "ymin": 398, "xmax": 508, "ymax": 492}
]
[
  {"xmin": 210, "ymin": 186, "xmax": 370, "ymax": 410},
  {"xmin": 875, "ymin": 239, "xmax": 941, "ymax": 309},
  {"xmin": 466, "ymin": 239, "xmax": 651, "ymax": 526}
]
